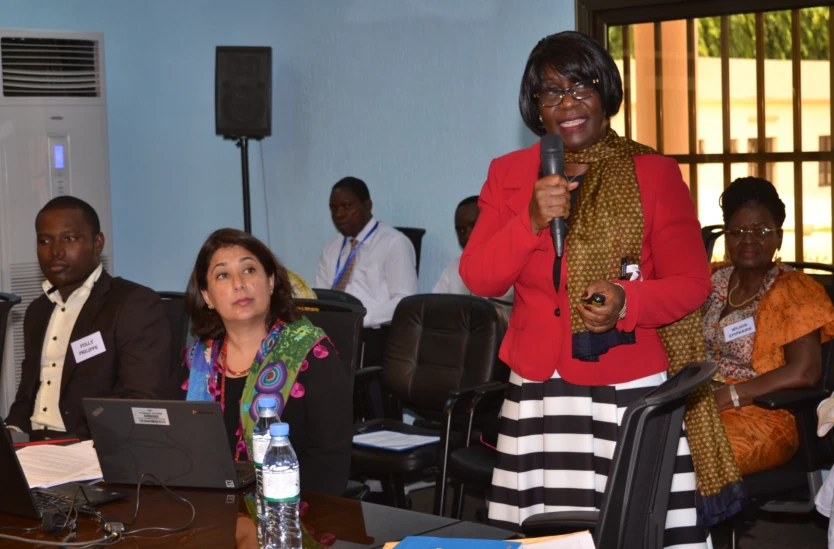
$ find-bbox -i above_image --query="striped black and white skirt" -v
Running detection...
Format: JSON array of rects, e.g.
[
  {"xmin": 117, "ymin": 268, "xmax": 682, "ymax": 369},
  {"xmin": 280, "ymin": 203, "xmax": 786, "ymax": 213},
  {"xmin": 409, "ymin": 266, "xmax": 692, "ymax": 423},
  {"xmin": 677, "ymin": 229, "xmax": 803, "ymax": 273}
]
[{"xmin": 488, "ymin": 369, "xmax": 712, "ymax": 549}]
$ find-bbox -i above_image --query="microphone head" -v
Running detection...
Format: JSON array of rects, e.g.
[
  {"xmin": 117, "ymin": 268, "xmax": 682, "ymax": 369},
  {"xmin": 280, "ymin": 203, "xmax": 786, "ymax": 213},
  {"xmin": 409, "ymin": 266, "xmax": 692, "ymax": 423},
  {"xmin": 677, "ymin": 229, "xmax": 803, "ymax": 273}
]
[{"xmin": 541, "ymin": 133, "xmax": 564, "ymax": 156}]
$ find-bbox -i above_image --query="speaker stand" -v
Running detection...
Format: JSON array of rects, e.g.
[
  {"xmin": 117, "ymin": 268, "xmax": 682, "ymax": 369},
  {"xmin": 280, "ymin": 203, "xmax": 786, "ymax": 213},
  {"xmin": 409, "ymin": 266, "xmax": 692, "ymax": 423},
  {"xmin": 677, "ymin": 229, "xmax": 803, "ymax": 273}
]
[{"xmin": 236, "ymin": 137, "xmax": 252, "ymax": 234}]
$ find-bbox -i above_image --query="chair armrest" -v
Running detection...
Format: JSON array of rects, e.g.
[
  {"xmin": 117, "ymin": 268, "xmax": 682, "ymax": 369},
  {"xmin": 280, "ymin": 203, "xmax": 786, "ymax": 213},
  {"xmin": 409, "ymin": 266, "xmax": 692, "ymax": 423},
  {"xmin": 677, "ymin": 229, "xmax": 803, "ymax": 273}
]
[
  {"xmin": 0, "ymin": 293, "xmax": 22, "ymax": 306},
  {"xmin": 521, "ymin": 510, "xmax": 599, "ymax": 538},
  {"xmin": 443, "ymin": 381, "xmax": 506, "ymax": 415},
  {"xmin": 354, "ymin": 366, "xmax": 383, "ymax": 383},
  {"xmin": 753, "ymin": 388, "xmax": 829, "ymax": 411},
  {"xmin": 755, "ymin": 388, "xmax": 831, "ymax": 472},
  {"xmin": 474, "ymin": 382, "xmax": 508, "ymax": 397},
  {"xmin": 471, "ymin": 382, "xmax": 508, "ymax": 414}
]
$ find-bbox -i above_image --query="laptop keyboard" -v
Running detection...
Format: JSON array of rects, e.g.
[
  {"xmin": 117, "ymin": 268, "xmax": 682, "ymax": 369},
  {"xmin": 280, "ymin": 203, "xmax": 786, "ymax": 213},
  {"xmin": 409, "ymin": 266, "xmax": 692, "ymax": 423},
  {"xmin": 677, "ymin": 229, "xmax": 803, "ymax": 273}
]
[
  {"xmin": 32, "ymin": 490, "xmax": 85, "ymax": 514},
  {"xmin": 235, "ymin": 461, "xmax": 256, "ymax": 486}
]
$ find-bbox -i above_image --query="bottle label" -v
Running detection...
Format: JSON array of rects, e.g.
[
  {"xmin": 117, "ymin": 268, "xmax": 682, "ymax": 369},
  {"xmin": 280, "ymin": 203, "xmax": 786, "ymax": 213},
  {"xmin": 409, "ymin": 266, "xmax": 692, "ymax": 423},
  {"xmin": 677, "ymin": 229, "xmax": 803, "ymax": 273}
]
[
  {"xmin": 252, "ymin": 434, "xmax": 270, "ymax": 466},
  {"xmin": 263, "ymin": 469, "xmax": 300, "ymax": 503}
]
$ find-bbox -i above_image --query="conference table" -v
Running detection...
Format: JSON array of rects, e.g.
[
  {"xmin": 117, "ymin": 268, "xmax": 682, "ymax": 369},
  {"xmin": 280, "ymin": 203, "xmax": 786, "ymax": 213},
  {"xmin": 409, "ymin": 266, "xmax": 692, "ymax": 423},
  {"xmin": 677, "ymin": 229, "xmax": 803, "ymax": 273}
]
[{"xmin": 0, "ymin": 487, "xmax": 516, "ymax": 548}]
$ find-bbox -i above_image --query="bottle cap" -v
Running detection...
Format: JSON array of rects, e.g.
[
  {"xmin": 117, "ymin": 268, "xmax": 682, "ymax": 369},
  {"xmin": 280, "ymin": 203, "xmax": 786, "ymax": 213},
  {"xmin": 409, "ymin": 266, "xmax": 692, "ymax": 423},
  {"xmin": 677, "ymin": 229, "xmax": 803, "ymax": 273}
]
[
  {"xmin": 258, "ymin": 396, "xmax": 278, "ymax": 410},
  {"xmin": 269, "ymin": 422, "xmax": 289, "ymax": 437}
]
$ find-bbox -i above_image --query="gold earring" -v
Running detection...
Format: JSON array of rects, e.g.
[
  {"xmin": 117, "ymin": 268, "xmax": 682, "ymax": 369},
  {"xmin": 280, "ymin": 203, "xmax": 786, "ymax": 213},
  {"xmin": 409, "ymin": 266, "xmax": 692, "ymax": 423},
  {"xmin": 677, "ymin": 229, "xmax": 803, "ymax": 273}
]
[
  {"xmin": 207, "ymin": 303, "xmax": 214, "ymax": 310},
  {"xmin": 774, "ymin": 250, "xmax": 781, "ymax": 264},
  {"xmin": 539, "ymin": 115, "xmax": 543, "ymax": 123}
]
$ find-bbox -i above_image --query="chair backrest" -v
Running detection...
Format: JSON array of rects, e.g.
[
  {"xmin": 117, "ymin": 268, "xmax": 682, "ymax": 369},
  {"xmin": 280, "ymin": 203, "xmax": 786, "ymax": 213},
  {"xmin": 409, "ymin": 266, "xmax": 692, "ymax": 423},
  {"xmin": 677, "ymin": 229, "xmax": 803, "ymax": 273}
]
[
  {"xmin": 0, "ymin": 293, "xmax": 21, "ymax": 381},
  {"xmin": 394, "ymin": 227, "xmax": 426, "ymax": 276},
  {"xmin": 157, "ymin": 291, "xmax": 189, "ymax": 392},
  {"xmin": 311, "ymin": 288, "xmax": 364, "ymax": 307},
  {"xmin": 817, "ymin": 283, "xmax": 834, "ymax": 394},
  {"xmin": 594, "ymin": 362, "xmax": 716, "ymax": 549},
  {"xmin": 293, "ymin": 299, "xmax": 366, "ymax": 373},
  {"xmin": 701, "ymin": 224, "xmax": 723, "ymax": 262},
  {"xmin": 381, "ymin": 294, "xmax": 508, "ymax": 418},
  {"xmin": 786, "ymin": 262, "xmax": 834, "ymax": 287}
]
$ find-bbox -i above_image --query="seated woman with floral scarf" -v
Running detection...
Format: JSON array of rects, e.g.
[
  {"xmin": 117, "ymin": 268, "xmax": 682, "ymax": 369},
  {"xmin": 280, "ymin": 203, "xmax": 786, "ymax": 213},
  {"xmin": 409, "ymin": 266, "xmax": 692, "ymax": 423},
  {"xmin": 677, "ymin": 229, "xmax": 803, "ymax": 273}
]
[{"xmin": 182, "ymin": 228, "xmax": 352, "ymax": 496}]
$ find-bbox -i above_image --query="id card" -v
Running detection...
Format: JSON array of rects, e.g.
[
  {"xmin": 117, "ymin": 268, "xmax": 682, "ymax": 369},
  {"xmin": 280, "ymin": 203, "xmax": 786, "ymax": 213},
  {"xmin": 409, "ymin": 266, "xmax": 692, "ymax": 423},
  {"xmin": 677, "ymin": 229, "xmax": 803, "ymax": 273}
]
[
  {"xmin": 723, "ymin": 317, "xmax": 755, "ymax": 342},
  {"xmin": 71, "ymin": 331, "xmax": 106, "ymax": 363}
]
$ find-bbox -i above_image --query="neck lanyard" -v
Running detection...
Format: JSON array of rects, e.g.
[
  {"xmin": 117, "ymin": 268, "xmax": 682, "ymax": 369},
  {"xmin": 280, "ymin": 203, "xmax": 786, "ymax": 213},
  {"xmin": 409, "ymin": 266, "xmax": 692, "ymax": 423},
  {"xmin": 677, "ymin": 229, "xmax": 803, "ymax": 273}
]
[{"xmin": 332, "ymin": 221, "xmax": 379, "ymax": 287}]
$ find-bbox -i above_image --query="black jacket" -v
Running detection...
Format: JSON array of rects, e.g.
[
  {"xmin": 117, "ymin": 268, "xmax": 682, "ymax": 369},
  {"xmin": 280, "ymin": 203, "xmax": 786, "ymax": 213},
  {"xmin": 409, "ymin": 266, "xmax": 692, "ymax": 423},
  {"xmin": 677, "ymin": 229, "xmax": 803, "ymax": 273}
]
[{"xmin": 7, "ymin": 271, "xmax": 174, "ymax": 438}]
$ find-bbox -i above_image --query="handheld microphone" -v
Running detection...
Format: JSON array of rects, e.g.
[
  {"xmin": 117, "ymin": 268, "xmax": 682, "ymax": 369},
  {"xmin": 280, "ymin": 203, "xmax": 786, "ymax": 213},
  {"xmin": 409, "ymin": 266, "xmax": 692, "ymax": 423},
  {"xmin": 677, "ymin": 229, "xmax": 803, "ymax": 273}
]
[{"xmin": 540, "ymin": 134, "xmax": 566, "ymax": 258}]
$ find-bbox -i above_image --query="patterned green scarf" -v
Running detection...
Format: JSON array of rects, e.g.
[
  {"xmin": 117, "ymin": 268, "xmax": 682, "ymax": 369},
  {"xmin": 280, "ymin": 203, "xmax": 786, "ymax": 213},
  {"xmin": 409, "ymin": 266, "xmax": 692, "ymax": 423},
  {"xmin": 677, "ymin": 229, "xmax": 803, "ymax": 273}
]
[
  {"xmin": 185, "ymin": 316, "xmax": 324, "ymax": 459},
  {"xmin": 239, "ymin": 317, "xmax": 324, "ymax": 460}
]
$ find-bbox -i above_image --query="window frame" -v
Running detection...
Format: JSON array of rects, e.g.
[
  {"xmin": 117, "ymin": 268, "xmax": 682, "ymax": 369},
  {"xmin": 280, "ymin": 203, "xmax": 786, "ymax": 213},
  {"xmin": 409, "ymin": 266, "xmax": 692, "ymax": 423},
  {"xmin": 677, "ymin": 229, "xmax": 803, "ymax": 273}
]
[{"xmin": 580, "ymin": 0, "xmax": 834, "ymax": 261}]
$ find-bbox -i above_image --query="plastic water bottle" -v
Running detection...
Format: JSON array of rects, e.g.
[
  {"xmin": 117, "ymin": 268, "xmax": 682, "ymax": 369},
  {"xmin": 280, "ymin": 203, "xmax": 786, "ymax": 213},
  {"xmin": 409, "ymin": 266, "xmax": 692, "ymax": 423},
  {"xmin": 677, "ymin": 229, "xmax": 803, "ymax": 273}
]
[
  {"xmin": 262, "ymin": 422, "xmax": 301, "ymax": 549},
  {"xmin": 252, "ymin": 396, "xmax": 280, "ymax": 548}
]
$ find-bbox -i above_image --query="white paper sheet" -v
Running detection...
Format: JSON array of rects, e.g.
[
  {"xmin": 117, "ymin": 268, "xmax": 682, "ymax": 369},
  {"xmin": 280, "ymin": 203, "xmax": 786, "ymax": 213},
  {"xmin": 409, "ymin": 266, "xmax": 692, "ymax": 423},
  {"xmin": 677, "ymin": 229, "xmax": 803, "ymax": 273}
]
[
  {"xmin": 16, "ymin": 440, "xmax": 103, "ymax": 488},
  {"xmin": 524, "ymin": 531, "xmax": 595, "ymax": 549},
  {"xmin": 353, "ymin": 430, "xmax": 440, "ymax": 451}
]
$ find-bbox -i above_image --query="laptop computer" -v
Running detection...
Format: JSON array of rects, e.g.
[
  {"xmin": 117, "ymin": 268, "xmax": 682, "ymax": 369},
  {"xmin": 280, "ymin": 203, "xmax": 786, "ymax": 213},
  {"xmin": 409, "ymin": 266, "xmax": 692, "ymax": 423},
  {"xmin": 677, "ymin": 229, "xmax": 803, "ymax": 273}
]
[
  {"xmin": 83, "ymin": 399, "xmax": 255, "ymax": 489},
  {"xmin": 0, "ymin": 417, "xmax": 127, "ymax": 520}
]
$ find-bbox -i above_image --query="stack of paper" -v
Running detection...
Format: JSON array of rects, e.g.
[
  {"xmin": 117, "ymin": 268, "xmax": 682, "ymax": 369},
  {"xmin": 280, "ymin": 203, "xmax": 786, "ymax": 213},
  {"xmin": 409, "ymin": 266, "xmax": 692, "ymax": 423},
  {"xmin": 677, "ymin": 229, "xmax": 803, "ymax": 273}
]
[
  {"xmin": 16, "ymin": 440, "xmax": 103, "ymax": 488},
  {"xmin": 353, "ymin": 430, "xmax": 440, "ymax": 451},
  {"xmin": 384, "ymin": 532, "xmax": 595, "ymax": 549}
]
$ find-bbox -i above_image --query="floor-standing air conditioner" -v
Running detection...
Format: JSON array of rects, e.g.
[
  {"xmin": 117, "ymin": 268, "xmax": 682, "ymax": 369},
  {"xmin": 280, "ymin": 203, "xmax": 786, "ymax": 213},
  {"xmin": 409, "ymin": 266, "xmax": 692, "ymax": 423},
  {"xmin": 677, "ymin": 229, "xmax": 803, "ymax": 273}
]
[{"xmin": 0, "ymin": 29, "xmax": 112, "ymax": 416}]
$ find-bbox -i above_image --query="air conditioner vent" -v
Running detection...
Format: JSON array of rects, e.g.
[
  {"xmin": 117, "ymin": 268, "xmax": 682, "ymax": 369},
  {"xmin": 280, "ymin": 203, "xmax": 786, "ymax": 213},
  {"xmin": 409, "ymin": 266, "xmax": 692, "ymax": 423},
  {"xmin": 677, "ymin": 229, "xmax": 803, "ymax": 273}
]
[{"xmin": 1, "ymin": 37, "xmax": 100, "ymax": 97}]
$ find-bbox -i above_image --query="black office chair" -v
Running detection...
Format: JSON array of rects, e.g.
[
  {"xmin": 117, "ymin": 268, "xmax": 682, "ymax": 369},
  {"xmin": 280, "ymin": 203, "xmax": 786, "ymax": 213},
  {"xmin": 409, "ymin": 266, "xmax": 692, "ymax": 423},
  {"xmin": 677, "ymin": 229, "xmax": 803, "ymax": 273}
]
[
  {"xmin": 294, "ymin": 298, "xmax": 368, "ymax": 500},
  {"xmin": 293, "ymin": 299, "xmax": 366, "ymax": 373},
  {"xmin": 0, "ymin": 293, "xmax": 21, "ymax": 380},
  {"xmin": 434, "ymin": 380, "xmax": 505, "ymax": 518},
  {"xmin": 311, "ymin": 288, "xmax": 364, "ymax": 307},
  {"xmin": 785, "ymin": 262, "xmax": 834, "ymax": 287},
  {"xmin": 520, "ymin": 362, "xmax": 717, "ymax": 549},
  {"xmin": 394, "ymin": 227, "xmax": 426, "ymax": 276},
  {"xmin": 351, "ymin": 294, "xmax": 508, "ymax": 508},
  {"xmin": 701, "ymin": 224, "xmax": 724, "ymax": 262},
  {"xmin": 157, "ymin": 291, "xmax": 189, "ymax": 396}
]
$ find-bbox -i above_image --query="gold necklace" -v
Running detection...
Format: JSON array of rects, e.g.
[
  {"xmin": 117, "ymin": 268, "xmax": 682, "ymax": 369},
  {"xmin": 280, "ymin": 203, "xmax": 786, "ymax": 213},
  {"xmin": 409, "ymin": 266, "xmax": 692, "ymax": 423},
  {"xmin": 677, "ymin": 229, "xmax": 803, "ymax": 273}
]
[{"xmin": 727, "ymin": 280, "xmax": 758, "ymax": 308}]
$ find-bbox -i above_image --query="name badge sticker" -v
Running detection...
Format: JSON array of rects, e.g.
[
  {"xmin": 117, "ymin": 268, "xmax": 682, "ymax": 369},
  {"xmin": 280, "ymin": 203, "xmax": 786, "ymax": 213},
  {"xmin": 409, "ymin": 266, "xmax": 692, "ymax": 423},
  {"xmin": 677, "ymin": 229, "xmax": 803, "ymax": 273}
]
[
  {"xmin": 131, "ymin": 407, "xmax": 171, "ymax": 426},
  {"xmin": 723, "ymin": 317, "xmax": 756, "ymax": 343},
  {"xmin": 71, "ymin": 331, "xmax": 106, "ymax": 363}
]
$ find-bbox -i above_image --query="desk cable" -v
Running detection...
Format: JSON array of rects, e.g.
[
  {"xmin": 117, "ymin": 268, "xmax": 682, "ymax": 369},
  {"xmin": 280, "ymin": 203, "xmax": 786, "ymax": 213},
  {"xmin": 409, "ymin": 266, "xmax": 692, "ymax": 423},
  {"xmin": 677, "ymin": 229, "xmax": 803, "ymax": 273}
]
[
  {"xmin": 0, "ymin": 473, "xmax": 195, "ymax": 546},
  {"xmin": 115, "ymin": 472, "xmax": 196, "ymax": 537}
]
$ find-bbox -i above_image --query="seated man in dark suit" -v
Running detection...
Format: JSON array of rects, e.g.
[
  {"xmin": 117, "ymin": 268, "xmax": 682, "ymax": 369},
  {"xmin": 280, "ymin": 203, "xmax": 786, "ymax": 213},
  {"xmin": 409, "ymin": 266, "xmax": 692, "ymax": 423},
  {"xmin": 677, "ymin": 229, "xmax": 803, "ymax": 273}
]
[{"xmin": 5, "ymin": 196, "xmax": 173, "ymax": 440}]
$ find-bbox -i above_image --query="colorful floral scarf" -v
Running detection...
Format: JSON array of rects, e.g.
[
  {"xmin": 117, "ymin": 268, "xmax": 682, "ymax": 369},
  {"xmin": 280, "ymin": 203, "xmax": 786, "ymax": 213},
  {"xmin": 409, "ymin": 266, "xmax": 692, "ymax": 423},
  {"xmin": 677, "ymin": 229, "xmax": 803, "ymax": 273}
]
[
  {"xmin": 565, "ymin": 128, "xmax": 745, "ymax": 527},
  {"xmin": 185, "ymin": 316, "xmax": 325, "ymax": 459}
]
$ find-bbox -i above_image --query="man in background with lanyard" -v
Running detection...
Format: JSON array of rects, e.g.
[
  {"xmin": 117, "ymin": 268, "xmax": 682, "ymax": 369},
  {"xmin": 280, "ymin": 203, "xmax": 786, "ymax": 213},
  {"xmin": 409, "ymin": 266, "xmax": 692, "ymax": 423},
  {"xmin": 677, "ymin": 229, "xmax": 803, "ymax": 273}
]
[{"xmin": 315, "ymin": 176, "xmax": 418, "ymax": 329}]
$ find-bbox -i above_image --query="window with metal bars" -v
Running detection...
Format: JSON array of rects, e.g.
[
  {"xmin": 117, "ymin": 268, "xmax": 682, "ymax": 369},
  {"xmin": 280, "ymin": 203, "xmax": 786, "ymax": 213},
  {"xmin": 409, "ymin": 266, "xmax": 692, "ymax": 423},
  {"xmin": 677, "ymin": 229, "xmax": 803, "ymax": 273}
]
[
  {"xmin": 748, "ymin": 138, "xmax": 775, "ymax": 182},
  {"xmin": 603, "ymin": 5, "xmax": 833, "ymax": 264}
]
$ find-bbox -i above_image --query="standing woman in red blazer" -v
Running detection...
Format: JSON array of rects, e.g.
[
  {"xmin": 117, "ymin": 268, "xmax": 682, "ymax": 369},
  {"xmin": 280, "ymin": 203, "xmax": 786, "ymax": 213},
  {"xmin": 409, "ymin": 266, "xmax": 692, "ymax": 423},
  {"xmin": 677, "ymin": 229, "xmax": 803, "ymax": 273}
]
[{"xmin": 461, "ymin": 31, "xmax": 744, "ymax": 542}]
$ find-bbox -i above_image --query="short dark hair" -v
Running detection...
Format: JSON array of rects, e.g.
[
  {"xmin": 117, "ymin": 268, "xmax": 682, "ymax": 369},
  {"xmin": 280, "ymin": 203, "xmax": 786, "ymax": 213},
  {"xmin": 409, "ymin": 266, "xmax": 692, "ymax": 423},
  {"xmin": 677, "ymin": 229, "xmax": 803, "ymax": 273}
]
[
  {"xmin": 37, "ymin": 196, "xmax": 101, "ymax": 235},
  {"xmin": 720, "ymin": 177, "xmax": 786, "ymax": 228},
  {"xmin": 519, "ymin": 31, "xmax": 623, "ymax": 137},
  {"xmin": 457, "ymin": 196, "xmax": 479, "ymax": 210},
  {"xmin": 333, "ymin": 176, "xmax": 370, "ymax": 202},
  {"xmin": 185, "ymin": 228, "xmax": 300, "ymax": 340}
]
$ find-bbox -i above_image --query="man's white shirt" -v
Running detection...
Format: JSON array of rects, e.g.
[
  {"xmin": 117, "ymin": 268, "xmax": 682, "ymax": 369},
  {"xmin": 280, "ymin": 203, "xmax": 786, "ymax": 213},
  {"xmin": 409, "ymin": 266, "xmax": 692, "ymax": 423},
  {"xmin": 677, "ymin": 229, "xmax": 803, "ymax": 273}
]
[
  {"xmin": 315, "ymin": 217, "xmax": 418, "ymax": 328},
  {"xmin": 432, "ymin": 255, "xmax": 514, "ymax": 303},
  {"xmin": 31, "ymin": 263, "xmax": 104, "ymax": 431}
]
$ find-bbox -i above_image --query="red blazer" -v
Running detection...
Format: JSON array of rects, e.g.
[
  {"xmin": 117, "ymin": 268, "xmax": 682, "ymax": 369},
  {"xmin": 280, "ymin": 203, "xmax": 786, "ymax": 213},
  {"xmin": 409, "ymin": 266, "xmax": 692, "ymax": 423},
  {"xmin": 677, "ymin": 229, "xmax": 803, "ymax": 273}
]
[{"xmin": 460, "ymin": 142, "xmax": 711, "ymax": 385}]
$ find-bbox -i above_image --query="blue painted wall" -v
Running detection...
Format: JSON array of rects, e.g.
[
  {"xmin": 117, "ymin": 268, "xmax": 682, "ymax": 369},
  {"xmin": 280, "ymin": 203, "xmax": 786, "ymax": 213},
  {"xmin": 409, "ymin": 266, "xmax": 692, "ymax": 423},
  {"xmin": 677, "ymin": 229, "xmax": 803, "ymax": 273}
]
[{"xmin": 3, "ymin": 0, "xmax": 573, "ymax": 292}]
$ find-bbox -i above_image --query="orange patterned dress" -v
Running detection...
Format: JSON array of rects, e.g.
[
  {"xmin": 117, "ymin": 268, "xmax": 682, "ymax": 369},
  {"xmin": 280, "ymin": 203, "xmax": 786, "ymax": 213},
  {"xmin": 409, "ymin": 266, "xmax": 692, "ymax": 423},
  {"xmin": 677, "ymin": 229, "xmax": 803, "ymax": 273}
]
[{"xmin": 703, "ymin": 263, "xmax": 834, "ymax": 475}]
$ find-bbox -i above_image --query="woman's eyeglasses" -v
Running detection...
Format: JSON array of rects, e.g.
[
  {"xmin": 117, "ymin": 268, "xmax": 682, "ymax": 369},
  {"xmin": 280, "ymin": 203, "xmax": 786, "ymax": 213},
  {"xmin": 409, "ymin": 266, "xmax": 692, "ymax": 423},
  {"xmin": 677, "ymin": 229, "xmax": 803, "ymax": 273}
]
[
  {"xmin": 725, "ymin": 227, "xmax": 778, "ymax": 240},
  {"xmin": 535, "ymin": 79, "xmax": 599, "ymax": 108}
]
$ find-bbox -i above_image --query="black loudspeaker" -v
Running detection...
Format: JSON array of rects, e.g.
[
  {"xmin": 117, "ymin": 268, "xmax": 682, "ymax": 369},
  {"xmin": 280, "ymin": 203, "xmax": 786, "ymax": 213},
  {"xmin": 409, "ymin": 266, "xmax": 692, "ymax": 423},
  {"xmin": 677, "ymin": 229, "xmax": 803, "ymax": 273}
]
[{"xmin": 215, "ymin": 46, "xmax": 272, "ymax": 138}]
